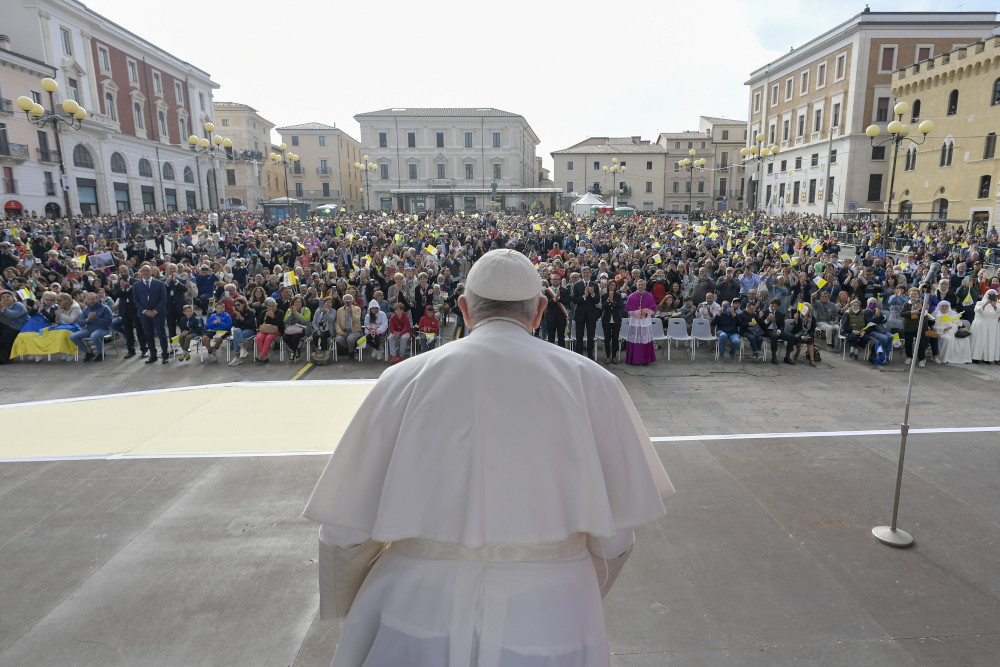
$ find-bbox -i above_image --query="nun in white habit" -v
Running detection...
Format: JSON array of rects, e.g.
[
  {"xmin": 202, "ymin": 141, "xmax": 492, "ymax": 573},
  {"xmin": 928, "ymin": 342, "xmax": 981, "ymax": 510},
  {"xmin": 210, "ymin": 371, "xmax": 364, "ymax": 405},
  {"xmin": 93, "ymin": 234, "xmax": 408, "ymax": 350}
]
[
  {"xmin": 933, "ymin": 301, "xmax": 972, "ymax": 364},
  {"xmin": 304, "ymin": 249, "xmax": 674, "ymax": 667},
  {"xmin": 970, "ymin": 289, "xmax": 1000, "ymax": 363}
]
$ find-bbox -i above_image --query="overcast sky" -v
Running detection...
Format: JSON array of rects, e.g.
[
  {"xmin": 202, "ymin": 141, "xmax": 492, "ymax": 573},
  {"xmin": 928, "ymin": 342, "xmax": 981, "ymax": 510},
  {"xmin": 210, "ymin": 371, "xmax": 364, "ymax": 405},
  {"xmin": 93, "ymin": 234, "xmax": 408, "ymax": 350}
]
[{"xmin": 83, "ymin": 0, "xmax": 984, "ymax": 169}]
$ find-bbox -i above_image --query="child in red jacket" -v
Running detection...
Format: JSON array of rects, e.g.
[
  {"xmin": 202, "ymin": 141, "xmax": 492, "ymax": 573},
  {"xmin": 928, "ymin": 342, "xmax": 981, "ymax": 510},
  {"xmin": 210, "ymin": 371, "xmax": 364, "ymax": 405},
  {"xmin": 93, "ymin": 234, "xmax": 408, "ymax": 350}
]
[{"xmin": 417, "ymin": 305, "xmax": 439, "ymax": 352}]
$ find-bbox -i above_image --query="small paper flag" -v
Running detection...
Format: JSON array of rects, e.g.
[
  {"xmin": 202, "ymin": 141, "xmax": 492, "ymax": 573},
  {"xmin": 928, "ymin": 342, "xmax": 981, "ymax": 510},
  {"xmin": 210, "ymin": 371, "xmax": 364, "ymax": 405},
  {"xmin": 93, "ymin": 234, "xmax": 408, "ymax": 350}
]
[
  {"xmin": 892, "ymin": 333, "xmax": 900, "ymax": 342},
  {"xmin": 781, "ymin": 253, "xmax": 790, "ymax": 261},
  {"xmin": 356, "ymin": 335, "xmax": 367, "ymax": 349},
  {"xmin": 814, "ymin": 277, "xmax": 827, "ymax": 289},
  {"xmin": 797, "ymin": 302, "xmax": 805, "ymax": 312},
  {"xmin": 653, "ymin": 254, "xmax": 662, "ymax": 264}
]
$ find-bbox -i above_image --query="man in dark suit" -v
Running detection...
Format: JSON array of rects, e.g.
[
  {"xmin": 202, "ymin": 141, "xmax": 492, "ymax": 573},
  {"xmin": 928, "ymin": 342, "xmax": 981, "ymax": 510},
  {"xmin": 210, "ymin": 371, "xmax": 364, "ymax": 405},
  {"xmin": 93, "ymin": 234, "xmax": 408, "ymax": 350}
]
[
  {"xmin": 762, "ymin": 297, "xmax": 797, "ymax": 365},
  {"xmin": 133, "ymin": 264, "xmax": 170, "ymax": 364},
  {"xmin": 112, "ymin": 271, "xmax": 147, "ymax": 359},
  {"xmin": 572, "ymin": 266, "xmax": 601, "ymax": 360},
  {"xmin": 163, "ymin": 262, "xmax": 190, "ymax": 340}
]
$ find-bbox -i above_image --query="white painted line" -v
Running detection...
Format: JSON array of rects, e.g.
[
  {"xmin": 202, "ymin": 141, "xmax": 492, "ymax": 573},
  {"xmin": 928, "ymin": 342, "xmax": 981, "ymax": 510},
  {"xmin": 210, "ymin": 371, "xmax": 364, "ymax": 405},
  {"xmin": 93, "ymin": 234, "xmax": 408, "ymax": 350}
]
[
  {"xmin": 649, "ymin": 426, "xmax": 1000, "ymax": 442},
  {"xmin": 0, "ymin": 379, "xmax": 378, "ymax": 410},
  {"xmin": 2, "ymin": 426, "xmax": 998, "ymax": 464}
]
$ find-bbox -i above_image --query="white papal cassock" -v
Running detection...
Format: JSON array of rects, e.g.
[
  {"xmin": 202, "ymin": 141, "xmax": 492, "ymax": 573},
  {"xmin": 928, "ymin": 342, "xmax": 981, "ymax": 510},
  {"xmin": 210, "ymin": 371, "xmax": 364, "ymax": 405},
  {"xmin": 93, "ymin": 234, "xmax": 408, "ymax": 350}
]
[{"xmin": 304, "ymin": 318, "xmax": 674, "ymax": 667}]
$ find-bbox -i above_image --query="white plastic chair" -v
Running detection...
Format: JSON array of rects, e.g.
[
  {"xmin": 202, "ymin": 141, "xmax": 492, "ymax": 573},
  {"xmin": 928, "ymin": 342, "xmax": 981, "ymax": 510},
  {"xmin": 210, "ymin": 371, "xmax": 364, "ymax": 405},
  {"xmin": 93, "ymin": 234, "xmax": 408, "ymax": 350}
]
[
  {"xmin": 664, "ymin": 317, "xmax": 693, "ymax": 361},
  {"xmin": 690, "ymin": 318, "xmax": 718, "ymax": 359}
]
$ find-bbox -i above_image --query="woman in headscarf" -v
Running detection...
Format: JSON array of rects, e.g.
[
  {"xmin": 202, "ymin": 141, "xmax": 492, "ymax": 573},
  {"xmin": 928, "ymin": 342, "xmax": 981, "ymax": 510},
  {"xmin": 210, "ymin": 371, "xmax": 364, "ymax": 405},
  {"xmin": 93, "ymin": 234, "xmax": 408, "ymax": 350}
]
[
  {"xmin": 970, "ymin": 289, "xmax": 1000, "ymax": 364},
  {"xmin": 624, "ymin": 278, "xmax": 656, "ymax": 365},
  {"xmin": 933, "ymin": 301, "xmax": 972, "ymax": 364}
]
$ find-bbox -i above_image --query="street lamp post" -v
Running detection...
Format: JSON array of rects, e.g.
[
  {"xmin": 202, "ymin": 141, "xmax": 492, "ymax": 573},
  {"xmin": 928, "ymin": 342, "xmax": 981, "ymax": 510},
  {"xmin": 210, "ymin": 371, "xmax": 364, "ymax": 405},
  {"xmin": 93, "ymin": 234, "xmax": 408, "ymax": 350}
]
[
  {"xmin": 739, "ymin": 133, "xmax": 780, "ymax": 212},
  {"xmin": 601, "ymin": 157, "xmax": 626, "ymax": 211},
  {"xmin": 188, "ymin": 122, "xmax": 234, "ymax": 210},
  {"xmin": 354, "ymin": 155, "xmax": 377, "ymax": 210},
  {"xmin": 268, "ymin": 144, "xmax": 299, "ymax": 202},
  {"xmin": 678, "ymin": 149, "xmax": 706, "ymax": 213},
  {"xmin": 15, "ymin": 77, "xmax": 85, "ymax": 219},
  {"xmin": 866, "ymin": 103, "xmax": 934, "ymax": 248}
]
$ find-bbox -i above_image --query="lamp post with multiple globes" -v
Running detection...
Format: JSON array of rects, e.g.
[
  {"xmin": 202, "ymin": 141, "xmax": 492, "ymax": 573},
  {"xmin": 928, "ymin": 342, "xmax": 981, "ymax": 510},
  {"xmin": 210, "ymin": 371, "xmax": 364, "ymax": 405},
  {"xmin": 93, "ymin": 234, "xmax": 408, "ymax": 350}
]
[
  {"xmin": 354, "ymin": 155, "xmax": 378, "ymax": 210},
  {"xmin": 739, "ymin": 133, "xmax": 780, "ymax": 212},
  {"xmin": 601, "ymin": 157, "xmax": 626, "ymax": 211},
  {"xmin": 865, "ymin": 102, "xmax": 934, "ymax": 246},
  {"xmin": 268, "ymin": 144, "xmax": 299, "ymax": 202},
  {"xmin": 188, "ymin": 122, "xmax": 233, "ymax": 209},
  {"xmin": 15, "ymin": 77, "xmax": 84, "ymax": 218},
  {"xmin": 678, "ymin": 149, "xmax": 707, "ymax": 213}
]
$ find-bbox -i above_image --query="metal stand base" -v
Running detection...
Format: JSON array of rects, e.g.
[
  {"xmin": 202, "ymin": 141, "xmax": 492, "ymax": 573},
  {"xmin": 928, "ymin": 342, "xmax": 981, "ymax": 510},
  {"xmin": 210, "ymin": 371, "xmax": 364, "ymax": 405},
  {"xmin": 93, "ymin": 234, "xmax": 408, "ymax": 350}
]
[{"xmin": 872, "ymin": 526, "xmax": 914, "ymax": 548}]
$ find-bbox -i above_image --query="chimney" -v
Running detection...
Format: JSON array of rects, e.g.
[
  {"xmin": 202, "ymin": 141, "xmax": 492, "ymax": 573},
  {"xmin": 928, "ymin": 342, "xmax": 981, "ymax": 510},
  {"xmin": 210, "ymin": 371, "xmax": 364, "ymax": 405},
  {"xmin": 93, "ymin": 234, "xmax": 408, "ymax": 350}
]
[{"xmin": 0, "ymin": 35, "xmax": 11, "ymax": 51}]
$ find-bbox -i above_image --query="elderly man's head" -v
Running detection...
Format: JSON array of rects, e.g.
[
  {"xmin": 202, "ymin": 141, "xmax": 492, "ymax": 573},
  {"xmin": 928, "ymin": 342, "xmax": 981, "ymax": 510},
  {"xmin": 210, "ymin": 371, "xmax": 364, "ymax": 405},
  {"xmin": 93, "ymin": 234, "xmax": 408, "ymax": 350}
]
[{"xmin": 459, "ymin": 249, "xmax": 545, "ymax": 330}]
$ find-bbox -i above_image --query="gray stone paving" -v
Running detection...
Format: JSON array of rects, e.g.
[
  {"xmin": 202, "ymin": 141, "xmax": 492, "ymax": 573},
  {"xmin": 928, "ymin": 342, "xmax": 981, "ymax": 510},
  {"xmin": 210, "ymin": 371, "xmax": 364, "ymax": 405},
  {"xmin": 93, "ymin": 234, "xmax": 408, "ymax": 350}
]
[{"xmin": 1, "ymin": 336, "xmax": 998, "ymax": 666}]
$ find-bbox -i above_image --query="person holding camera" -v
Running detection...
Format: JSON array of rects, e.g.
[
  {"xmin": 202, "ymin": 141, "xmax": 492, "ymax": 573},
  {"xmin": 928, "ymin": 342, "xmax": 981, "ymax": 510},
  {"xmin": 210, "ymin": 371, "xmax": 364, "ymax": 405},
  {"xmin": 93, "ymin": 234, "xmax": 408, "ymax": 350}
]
[{"xmin": 970, "ymin": 289, "xmax": 1000, "ymax": 364}]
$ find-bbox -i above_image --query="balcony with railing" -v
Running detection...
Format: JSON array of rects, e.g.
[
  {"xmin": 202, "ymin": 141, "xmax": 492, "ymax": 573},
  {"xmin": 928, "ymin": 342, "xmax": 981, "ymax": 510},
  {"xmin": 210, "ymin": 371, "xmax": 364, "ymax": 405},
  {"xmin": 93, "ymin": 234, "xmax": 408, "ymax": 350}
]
[
  {"xmin": 0, "ymin": 98, "xmax": 13, "ymax": 115},
  {"xmin": 316, "ymin": 167, "xmax": 332, "ymax": 176},
  {"xmin": 38, "ymin": 148, "xmax": 60, "ymax": 163},
  {"xmin": 0, "ymin": 142, "xmax": 29, "ymax": 160}
]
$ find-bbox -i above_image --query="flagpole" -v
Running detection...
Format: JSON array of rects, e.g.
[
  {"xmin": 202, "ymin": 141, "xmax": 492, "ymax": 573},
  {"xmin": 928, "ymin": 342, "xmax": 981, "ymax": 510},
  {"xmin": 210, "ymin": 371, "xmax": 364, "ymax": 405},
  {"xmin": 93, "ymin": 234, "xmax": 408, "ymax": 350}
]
[{"xmin": 872, "ymin": 288, "xmax": 930, "ymax": 548}]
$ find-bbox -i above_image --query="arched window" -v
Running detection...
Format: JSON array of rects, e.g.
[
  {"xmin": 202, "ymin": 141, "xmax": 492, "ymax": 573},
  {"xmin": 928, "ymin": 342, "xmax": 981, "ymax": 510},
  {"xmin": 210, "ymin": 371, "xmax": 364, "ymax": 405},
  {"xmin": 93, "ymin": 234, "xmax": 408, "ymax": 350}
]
[
  {"xmin": 162, "ymin": 162, "xmax": 175, "ymax": 180},
  {"xmin": 947, "ymin": 89, "xmax": 959, "ymax": 116},
  {"xmin": 911, "ymin": 99, "xmax": 921, "ymax": 122},
  {"xmin": 940, "ymin": 139, "xmax": 954, "ymax": 167},
  {"xmin": 992, "ymin": 78, "xmax": 1000, "ymax": 106},
  {"xmin": 110, "ymin": 152, "xmax": 127, "ymax": 174},
  {"xmin": 134, "ymin": 101, "xmax": 144, "ymax": 129},
  {"xmin": 934, "ymin": 198, "xmax": 949, "ymax": 219},
  {"xmin": 183, "ymin": 166, "xmax": 194, "ymax": 183},
  {"xmin": 138, "ymin": 158, "xmax": 153, "ymax": 177},
  {"xmin": 105, "ymin": 92, "xmax": 116, "ymax": 121},
  {"xmin": 73, "ymin": 144, "xmax": 94, "ymax": 169}
]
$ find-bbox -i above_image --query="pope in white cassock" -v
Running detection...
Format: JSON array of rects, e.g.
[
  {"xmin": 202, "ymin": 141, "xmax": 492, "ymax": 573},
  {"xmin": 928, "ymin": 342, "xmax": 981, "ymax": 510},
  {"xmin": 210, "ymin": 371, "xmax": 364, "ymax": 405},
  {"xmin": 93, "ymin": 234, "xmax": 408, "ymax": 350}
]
[{"xmin": 304, "ymin": 249, "xmax": 674, "ymax": 667}]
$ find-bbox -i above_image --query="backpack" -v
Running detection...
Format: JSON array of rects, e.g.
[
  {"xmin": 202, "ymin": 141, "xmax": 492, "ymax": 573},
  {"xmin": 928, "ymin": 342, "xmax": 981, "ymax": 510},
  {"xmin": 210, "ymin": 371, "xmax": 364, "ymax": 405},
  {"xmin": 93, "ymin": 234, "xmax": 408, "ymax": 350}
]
[{"xmin": 872, "ymin": 342, "xmax": 888, "ymax": 366}]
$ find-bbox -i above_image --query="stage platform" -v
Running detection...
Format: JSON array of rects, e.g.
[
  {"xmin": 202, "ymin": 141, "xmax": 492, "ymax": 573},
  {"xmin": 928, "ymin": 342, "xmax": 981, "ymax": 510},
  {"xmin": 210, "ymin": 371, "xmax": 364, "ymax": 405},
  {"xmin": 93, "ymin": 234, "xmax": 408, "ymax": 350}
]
[{"xmin": 1, "ymin": 370, "xmax": 999, "ymax": 665}]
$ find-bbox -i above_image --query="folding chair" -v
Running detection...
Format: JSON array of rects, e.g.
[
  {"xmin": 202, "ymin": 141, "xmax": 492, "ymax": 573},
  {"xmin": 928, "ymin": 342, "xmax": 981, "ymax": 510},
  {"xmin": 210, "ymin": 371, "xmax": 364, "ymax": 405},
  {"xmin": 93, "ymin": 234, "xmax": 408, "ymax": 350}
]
[
  {"xmin": 662, "ymin": 317, "xmax": 692, "ymax": 360},
  {"xmin": 662, "ymin": 318, "xmax": 691, "ymax": 360},
  {"xmin": 690, "ymin": 318, "xmax": 718, "ymax": 360},
  {"xmin": 100, "ymin": 330, "xmax": 120, "ymax": 359},
  {"xmin": 566, "ymin": 320, "xmax": 577, "ymax": 351}
]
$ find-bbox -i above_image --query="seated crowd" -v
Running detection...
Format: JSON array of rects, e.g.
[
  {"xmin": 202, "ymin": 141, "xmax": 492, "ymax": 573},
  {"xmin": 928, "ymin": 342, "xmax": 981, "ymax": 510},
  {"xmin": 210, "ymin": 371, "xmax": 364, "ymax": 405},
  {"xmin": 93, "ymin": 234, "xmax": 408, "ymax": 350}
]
[{"xmin": 2, "ymin": 208, "xmax": 1000, "ymax": 371}]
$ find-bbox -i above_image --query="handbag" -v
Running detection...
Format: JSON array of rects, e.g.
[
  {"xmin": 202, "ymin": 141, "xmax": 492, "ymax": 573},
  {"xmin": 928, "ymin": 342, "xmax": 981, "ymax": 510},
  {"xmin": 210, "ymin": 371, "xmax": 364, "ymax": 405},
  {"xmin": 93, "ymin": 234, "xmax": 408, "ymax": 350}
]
[
  {"xmin": 258, "ymin": 323, "xmax": 278, "ymax": 334},
  {"xmin": 285, "ymin": 324, "xmax": 305, "ymax": 335},
  {"xmin": 955, "ymin": 328, "xmax": 971, "ymax": 338},
  {"xmin": 317, "ymin": 529, "xmax": 387, "ymax": 620}
]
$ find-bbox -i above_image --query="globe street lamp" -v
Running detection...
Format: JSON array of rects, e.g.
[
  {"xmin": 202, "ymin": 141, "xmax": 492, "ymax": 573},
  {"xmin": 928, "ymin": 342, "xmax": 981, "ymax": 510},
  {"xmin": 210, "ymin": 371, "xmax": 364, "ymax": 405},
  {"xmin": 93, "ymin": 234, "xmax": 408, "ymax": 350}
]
[
  {"xmin": 678, "ymin": 149, "xmax": 707, "ymax": 214},
  {"xmin": 601, "ymin": 157, "xmax": 626, "ymax": 211},
  {"xmin": 268, "ymin": 143, "xmax": 299, "ymax": 203},
  {"xmin": 354, "ymin": 155, "xmax": 378, "ymax": 210},
  {"xmin": 865, "ymin": 102, "xmax": 934, "ymax": 246},
  {"xmin": 187, "ymin": 122, "xmax": 234, "ymax": 210},
  {"xmin": 15, "ymin": 77, "xmax": 84, "ymax": 218},
  {"xmin": 739, "ymin": 133, "xmax": 780, "ymax": 212}
]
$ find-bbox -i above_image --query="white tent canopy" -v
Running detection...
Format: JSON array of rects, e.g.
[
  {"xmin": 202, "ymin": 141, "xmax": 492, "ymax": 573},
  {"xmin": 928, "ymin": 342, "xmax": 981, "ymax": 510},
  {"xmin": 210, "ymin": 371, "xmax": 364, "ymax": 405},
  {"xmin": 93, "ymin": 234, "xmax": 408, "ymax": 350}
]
[{"xmin": 570, "ymin": 192, "xmax": 605, "ymax": 215}]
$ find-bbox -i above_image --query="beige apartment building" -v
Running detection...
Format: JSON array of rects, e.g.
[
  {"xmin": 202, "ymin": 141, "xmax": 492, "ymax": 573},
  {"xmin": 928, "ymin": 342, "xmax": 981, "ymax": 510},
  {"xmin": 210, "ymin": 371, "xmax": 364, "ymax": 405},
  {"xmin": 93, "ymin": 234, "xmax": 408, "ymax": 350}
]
[
  {"xmin": 745, "ymin": 9, "xmax": 997, "ymax": 218},
  {"xmin": 212, "ymin": 102, "xmax": 273, "ymax": 209},
  {"xmin": 891, "ymin": 36, "xmax": 1000, "ymax": 229},
  {"xmin": 551, "ymin": 137, "xmax": 668, "ymax": 212},
  {"xmin": 655, "ymin": 131, "xmax": 712, "ymax": 212},
  {"xmin": 700, "ymin": 116, "xmax": 748, "ymax": 209},
  {"xmin": 276, "ymin": 122, "xmax": 363, "ymax": 210}
]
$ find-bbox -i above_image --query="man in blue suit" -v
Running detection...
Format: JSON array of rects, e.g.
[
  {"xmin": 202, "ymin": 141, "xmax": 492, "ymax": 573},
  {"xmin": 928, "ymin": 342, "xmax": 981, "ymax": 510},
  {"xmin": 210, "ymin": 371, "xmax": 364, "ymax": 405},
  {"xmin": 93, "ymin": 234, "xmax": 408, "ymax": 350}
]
[{"xmin": 133, "ymin": 264, "xmax": 170, "ymax": 364}]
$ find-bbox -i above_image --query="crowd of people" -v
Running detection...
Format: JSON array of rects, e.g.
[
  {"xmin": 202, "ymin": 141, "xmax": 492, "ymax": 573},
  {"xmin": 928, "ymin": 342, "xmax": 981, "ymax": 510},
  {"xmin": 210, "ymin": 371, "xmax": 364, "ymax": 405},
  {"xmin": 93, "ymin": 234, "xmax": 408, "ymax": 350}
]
[{"xmin": 3, "ymin": 206, "xmax": 1000, "ymax": 370}]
